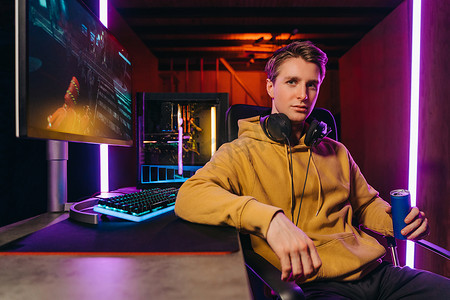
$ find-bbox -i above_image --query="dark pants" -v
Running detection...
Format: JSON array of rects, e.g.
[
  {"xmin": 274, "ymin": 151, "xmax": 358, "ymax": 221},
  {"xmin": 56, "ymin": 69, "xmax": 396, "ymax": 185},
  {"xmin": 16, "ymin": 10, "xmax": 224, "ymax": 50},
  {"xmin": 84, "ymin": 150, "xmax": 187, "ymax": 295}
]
[{"xmin": 300, "ymin": 262, "xmax": 450, "ymax": 299}]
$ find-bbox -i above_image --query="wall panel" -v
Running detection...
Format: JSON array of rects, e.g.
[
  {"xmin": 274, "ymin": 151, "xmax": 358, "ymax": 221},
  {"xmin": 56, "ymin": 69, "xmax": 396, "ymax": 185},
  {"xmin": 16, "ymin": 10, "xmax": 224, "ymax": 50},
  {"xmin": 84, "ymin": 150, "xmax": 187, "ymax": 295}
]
[
  {"xmin": 340, "ymin": 0, "xmax": 449, "ymax": 276},
  {"xmin": 340, "ymin": 1, "xmax": 410, "ymax": 201},
  {"xmin": 416, "ymin": 0, "xmax": 450, "ymax": 277}
]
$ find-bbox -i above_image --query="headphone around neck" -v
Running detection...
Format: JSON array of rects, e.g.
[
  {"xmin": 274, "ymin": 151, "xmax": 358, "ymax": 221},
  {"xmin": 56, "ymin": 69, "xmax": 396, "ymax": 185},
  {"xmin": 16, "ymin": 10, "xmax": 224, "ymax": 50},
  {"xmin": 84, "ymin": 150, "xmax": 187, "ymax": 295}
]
[
  {"xmin": 260, "ymin": 113, "xmax": 331, "ymax": 146},
  {"xmin": 259, "ymin": 112, "xmax": 332, "ymax": 224}
]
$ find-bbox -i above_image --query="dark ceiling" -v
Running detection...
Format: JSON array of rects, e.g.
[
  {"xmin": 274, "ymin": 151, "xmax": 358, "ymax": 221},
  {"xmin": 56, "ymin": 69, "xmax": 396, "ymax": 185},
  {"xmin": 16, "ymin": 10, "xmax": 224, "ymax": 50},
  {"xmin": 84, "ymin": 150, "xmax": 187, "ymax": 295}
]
[{"xmin": 110, "ymin": 0, "xmax": 404, "ymax": 71}]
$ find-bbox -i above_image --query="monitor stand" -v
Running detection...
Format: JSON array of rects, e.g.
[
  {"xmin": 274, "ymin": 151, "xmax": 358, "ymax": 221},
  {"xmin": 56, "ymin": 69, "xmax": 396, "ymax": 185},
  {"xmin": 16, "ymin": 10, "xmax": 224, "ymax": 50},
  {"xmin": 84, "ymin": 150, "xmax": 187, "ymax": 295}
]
[{"xmin": 47, "ymin": 140, "xmax": 68, "ymax": 212}]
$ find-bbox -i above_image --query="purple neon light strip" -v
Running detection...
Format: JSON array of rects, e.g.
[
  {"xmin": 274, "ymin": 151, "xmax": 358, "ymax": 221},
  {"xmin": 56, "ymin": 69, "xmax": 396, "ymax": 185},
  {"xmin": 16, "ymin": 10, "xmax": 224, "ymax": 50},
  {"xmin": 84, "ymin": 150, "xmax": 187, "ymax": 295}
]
[
  {"xmin": 99, "ymin": 0, "xmax": 108, "ymax": 27},
  {"xmin": 178, "ymin": 105, "xmax": 183, "ymax": 176},
  {"xmin": 99, "ymin": 0, "xmax": 109, "ymax": 193},
  {"xmin": 407, "ymin": 0, "xmax": 422, "ymax": 268}
]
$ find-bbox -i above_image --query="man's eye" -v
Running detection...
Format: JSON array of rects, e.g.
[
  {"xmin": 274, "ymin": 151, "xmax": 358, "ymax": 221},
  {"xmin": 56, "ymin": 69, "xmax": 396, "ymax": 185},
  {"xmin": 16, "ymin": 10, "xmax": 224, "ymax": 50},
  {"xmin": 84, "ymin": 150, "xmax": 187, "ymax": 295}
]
[
  {"xmin": 307, "ymin": 83, "xmax": 317, "ymax": 90},
  {"xmin": 287, "ymin": 80, "xmax": 296, "ymax": 85}
]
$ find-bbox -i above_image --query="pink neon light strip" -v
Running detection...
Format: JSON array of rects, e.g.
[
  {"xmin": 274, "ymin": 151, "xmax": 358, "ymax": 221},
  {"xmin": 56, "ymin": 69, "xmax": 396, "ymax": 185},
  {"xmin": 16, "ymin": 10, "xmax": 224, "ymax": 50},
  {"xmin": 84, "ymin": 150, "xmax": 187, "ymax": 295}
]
[
  {"xmin": 99, "ymin": 0, "xmax": 108, "ymax": 27},
  {"xmin": 99, "ymin": 0, "xmax": 109, "ymax": 192},
  {"xmin": 407, "ymin": 0, "xmax": 422, "ymax": 268},
  {"xmin": 178, "ymin": 105, "xmax": 183, "ymax": 175},
  {"xmin": 100, "ymin": 144, "xmax": 109, "ymax": 192}
]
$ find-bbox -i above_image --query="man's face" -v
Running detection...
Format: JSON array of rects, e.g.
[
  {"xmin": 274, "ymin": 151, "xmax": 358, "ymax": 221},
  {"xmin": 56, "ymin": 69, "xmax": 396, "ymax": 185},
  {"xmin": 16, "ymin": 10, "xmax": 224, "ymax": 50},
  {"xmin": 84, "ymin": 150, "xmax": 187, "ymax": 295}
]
[{"xmin": 266, "ymin": 57, "xmax": 322, "ymax": 126}]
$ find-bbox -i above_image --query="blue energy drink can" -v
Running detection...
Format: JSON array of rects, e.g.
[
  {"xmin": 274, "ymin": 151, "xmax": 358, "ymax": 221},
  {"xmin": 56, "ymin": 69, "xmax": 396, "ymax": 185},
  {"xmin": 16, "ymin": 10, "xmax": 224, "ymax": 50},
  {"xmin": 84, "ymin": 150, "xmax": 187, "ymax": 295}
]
[{"xmin": 390, "ymin": 189, "xmax": 411, "ymax": 240}]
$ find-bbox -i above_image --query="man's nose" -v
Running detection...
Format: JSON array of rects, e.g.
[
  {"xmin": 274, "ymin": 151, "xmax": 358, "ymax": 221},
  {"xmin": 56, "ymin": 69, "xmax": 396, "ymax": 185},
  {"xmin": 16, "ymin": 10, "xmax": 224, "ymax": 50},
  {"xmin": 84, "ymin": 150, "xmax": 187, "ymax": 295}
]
[{"xmin": 296, "ymin": 85, "xmax": 308, "ymax": 101}]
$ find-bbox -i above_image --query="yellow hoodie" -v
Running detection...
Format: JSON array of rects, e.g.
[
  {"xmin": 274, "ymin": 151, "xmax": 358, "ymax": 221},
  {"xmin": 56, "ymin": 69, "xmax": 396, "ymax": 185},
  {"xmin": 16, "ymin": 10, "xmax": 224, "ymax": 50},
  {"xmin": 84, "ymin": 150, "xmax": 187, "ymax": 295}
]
[{"xmin": 175, "ymin": 116, "xmax": 394, "ymax": 282}]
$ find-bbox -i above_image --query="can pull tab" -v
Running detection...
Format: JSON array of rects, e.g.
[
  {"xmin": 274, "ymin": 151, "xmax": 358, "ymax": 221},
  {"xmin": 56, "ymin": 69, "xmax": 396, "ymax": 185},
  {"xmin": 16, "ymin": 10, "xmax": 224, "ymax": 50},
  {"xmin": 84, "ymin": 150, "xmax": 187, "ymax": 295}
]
[{"xmin": 391, "ymin": 189, "xmax": 409, "ymax": 197}]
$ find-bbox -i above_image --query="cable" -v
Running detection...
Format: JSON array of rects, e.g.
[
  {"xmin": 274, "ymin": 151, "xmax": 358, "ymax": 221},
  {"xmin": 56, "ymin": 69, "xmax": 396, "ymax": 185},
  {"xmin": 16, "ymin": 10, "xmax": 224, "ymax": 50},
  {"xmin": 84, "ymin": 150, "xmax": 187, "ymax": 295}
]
[
  {"xmin": 295, "ymin": 150, "xmax": 312, "ymax": 226},
  {"xmin": 284, "ymin": 133, "xmax": 313, "ymax": 225},
  {"xmin": 284, "ymin": 134, "xmax": 296, "ymax": 221}
]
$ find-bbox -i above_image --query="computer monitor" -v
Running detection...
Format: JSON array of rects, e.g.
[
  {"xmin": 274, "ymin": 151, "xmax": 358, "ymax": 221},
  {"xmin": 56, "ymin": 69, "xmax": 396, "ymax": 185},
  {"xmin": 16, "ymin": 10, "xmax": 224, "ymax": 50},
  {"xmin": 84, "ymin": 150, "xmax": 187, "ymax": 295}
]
[
  {"xmin": 15, "ymin": 0, "xmax": 133, "ymax": 210},
  {"xmin": 15, "ymin": 0, "xmax": 133, "ymax": 146},
  {"xmin": 137, "ymin": 93, "xmax": 228, "ymax": 189}
]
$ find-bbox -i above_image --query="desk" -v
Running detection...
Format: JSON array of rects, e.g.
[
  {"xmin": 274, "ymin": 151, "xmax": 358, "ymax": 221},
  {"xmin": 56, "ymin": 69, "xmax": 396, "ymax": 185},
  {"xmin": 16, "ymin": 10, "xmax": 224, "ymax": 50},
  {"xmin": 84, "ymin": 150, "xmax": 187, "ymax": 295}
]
[{"xmin": 0, "ymin": 213, "xmax": 252, "ymax": 300}]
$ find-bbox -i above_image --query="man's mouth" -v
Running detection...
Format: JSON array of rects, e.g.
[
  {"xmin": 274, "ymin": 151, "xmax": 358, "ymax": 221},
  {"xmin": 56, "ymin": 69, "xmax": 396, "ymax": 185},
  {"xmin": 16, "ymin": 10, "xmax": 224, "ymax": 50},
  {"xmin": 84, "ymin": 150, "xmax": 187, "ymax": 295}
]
[{"xmin": 291, "ymin": 105, "xmax": 308, "ymax": 113}]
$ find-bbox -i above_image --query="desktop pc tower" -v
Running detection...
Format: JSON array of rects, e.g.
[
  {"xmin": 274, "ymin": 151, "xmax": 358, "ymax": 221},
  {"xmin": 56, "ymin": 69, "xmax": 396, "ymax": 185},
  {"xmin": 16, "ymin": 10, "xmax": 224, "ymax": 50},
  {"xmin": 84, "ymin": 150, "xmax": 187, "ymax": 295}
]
[{"xmin": 136, "ymin": 92, "xmax": 229, "ymax": 189}]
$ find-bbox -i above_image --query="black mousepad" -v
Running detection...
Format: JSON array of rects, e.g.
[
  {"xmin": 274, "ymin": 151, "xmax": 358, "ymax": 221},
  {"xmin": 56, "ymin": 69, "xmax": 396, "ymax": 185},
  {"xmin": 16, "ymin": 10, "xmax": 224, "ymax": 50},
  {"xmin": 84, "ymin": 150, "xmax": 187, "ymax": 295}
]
[{"xmin": 0, "ymin": 212, "xmax": 239, "ymax": 254}]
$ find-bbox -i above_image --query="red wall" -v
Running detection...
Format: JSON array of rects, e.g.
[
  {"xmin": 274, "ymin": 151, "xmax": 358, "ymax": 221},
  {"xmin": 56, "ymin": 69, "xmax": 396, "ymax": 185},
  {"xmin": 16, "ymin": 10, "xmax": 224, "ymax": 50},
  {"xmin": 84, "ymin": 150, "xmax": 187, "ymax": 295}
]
[
  {"xmin": 416, "ymin": 0, "xmax": 450, "ymax": 277},
  {"xmin": 340, "ymin": 1, "xmax": 411, "ymax": 201},
  {"xmin": 158, "ymin": 69, "xmax": 340, "ymax": 115},
  {"xmin": 107, "ymin": 6, "xmax": 161, "ymax": 94},
  {"xmin": 340, "ymin": 0, "xmax": 449, "ymax": 276},
  {"xmin": 106, "ymin": 6, "xmax": 162, "ymax": 190}
]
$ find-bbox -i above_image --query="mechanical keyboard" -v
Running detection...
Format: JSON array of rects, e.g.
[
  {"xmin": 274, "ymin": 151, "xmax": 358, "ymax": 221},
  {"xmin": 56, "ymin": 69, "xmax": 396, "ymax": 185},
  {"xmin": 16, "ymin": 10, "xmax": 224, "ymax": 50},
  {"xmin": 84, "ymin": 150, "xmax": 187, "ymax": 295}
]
[{"xmin": 93, "ymin": 187, "xmax": 179, "ymax": 222}]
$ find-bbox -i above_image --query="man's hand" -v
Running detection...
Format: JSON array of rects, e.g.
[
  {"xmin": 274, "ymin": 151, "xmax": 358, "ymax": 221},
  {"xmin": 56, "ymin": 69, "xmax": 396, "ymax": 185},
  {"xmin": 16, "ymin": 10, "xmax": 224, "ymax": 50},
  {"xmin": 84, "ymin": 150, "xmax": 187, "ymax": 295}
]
[
  {"xmin": 385, "ymin": 206, "xmax": 430, "ymax": 241},
  {"xmin": 266, "ymin": 212, "xmax": 321, "ymax": 282}
]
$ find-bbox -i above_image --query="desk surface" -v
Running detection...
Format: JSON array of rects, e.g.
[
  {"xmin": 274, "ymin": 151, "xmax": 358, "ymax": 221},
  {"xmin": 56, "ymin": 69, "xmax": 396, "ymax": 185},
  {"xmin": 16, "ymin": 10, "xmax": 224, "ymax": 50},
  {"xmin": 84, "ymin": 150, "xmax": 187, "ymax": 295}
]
[{"xmin": 0, "ymin": 212, "xmax": 252, "ymax": 300}]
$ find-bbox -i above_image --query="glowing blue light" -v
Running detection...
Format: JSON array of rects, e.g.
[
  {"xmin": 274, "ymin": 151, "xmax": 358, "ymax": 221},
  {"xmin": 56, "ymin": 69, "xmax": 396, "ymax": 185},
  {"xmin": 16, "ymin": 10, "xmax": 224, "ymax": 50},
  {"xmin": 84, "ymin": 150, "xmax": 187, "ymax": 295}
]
[
  {"xmin": 119, "ymin": 52, "xmax": 131, "ymax": 65},
  {"xmin": 93, "ymin": 205, "xmax": 175, "ymax": 222}
]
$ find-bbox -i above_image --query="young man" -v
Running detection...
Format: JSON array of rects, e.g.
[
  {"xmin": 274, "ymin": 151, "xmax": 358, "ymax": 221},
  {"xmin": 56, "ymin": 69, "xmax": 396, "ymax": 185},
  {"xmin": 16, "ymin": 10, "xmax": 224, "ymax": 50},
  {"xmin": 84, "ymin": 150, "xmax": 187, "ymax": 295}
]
[{"xmin": 175, "ymin": 41, "xmax": 449, "ymax": 298}]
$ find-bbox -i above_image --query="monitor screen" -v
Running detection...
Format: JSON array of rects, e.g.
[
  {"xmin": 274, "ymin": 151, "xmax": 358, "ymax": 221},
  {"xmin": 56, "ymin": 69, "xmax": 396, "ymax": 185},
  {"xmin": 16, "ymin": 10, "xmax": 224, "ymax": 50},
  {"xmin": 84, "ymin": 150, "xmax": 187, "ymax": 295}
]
[{"xmin": 15, "ymin": 0, "xmax": 133, "ymax": 146}]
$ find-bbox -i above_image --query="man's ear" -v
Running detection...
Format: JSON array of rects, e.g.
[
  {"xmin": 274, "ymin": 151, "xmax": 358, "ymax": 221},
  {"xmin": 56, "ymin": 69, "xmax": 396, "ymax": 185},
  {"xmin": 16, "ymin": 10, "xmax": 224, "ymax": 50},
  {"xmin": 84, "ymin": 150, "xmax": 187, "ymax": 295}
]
[{"xmin": 266, "ymin": 79, "xmax": 274, "ymax": 98}]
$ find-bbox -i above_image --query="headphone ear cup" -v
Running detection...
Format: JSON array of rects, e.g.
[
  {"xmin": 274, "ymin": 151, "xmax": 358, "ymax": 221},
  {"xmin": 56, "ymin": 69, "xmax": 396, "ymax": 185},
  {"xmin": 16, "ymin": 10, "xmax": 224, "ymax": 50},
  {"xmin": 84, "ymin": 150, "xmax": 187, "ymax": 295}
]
[
  {"xmin": 305, "ymin": 119, "xmax": 328, "ymax": 146},
  {"xmin": 259, "ymin": 114, "xmax": 271, "ymax": 140},
  {"xmin": 305, "ymin": 119, "xmax": 319, "ymax": 146},
  {"xmin": 260, "ymin": 113, "xmax": 291, "ymax": 143}
]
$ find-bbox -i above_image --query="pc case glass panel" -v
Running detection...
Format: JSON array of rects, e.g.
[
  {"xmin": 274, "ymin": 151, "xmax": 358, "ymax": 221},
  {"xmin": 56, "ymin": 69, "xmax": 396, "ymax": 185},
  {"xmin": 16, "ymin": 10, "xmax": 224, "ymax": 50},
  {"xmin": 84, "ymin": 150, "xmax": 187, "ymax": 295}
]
[
  {"xmin": 137, "ymin": 93, "xmax": 228, "ymax": 187},
  {"xmin": 145, "ymin": 101, "xmax": 215, "ymax": 166}
]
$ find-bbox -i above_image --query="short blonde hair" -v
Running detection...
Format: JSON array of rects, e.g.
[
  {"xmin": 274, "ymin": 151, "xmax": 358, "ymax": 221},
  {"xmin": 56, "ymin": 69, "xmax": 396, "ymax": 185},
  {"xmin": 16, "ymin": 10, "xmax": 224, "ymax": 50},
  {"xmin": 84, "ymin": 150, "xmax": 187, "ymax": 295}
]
[{"xmin": 265, "ymin": 41, "xmax": 328, "ymax": 83}]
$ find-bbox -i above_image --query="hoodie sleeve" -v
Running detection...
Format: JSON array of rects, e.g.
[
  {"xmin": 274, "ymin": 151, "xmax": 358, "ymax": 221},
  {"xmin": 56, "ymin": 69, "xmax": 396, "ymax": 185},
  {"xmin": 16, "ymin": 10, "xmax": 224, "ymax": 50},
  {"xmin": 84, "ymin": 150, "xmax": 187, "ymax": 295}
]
[
  {"xmin": 175, "ymin": 141, "xmax": 281, "ymax": 239},
  {"xmin": 347, "ymin": 150, "xmax": 394, "ymax": 236}
]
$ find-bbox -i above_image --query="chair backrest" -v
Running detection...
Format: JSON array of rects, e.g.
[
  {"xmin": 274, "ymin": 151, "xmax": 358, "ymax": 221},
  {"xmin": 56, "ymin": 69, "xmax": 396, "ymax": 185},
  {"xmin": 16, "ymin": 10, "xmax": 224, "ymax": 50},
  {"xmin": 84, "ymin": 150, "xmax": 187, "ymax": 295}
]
[{"xmin": 225, "ymin": 104, "xmax": 338, "ymax": 142}]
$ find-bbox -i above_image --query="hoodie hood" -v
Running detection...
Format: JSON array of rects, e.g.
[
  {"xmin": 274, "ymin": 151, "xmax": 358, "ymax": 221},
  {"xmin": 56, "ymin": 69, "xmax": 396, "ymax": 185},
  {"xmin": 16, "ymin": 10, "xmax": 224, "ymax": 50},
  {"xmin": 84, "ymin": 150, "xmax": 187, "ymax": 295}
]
[{"xmin": 237, "ymin": 115, "xmax": 325, "ymax": 216}]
